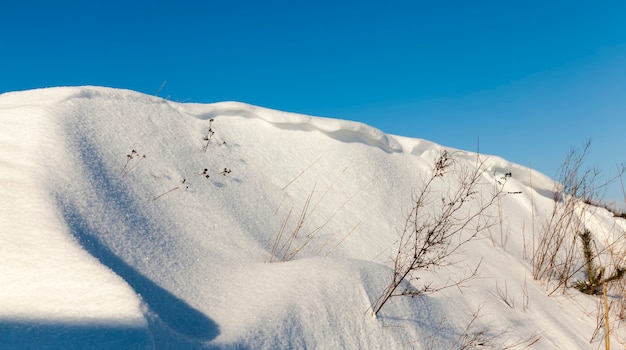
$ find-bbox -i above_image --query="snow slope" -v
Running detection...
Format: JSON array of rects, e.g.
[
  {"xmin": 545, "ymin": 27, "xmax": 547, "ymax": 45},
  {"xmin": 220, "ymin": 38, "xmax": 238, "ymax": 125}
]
[{"xmin": 0, "ymin": 86, "xmax": 624, "ymax": 349}]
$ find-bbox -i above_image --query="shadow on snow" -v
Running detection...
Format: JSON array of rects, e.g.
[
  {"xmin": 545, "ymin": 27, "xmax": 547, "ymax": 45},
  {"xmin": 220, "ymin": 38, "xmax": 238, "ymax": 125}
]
[{"xmin": 52, "ymin": 130, "xmax": 220, "ymax": 347}]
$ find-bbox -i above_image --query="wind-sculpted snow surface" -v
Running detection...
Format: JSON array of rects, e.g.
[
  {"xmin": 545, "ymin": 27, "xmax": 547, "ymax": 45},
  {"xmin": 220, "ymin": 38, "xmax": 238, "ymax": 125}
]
[
  {"xmin": 179, "ymin": 101, "xmax": 404, "ymax": 153},
  {"xmin": 0, "ymin": 86, "xmax": 624, "ymax": 348}
]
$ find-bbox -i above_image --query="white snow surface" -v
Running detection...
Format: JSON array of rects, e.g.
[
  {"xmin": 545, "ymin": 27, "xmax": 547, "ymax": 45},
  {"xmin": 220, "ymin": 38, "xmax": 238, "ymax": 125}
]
[{"xmin": 0, "ymin": 86, "xmax": 624, "ymax": 348}]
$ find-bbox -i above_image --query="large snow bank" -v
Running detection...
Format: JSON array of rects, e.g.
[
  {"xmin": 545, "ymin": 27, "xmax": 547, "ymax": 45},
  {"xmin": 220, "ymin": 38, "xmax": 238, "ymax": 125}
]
[{"xmin": 0, "ymin": 86, "xmax": 624, "ymax": 348}]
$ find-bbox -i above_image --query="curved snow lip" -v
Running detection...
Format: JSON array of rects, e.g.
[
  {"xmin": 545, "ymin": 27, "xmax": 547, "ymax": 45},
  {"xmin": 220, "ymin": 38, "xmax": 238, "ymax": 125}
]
[
  {"xmin": 7, "ymin": 86, "xmax": 405, "ymax": 154},
  {"xmin": 187, "ymin": 101, "xmax": 404, "ymax": 154}
]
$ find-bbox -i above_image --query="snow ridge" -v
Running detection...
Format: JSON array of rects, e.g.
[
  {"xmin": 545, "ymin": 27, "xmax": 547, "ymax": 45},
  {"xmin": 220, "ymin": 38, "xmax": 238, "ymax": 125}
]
[{"xmin": 178, "ymin": 100, "xmax": 404, "ymax": 153}]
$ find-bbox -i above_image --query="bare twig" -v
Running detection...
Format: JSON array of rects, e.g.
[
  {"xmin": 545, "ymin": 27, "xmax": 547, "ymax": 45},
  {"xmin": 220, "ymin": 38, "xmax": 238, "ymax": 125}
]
[
  {"xmin": 202, "ymin": 119, "xmax": 215, "ymax": 153},
  {"xmin": 533, "ymin": 141, "xmax": 599, "ymax": 292},
  {"xmin": 372, "ymin": 150, "xmax": 503, "ymax": 316},
  {"xmin": 490, "ymin": 280, "xmax": 515, "ymax": 309}
]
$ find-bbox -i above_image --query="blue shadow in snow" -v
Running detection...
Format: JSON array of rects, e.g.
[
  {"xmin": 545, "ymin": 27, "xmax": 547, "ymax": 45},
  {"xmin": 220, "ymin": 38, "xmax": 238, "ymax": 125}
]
[
  {"xmin": 0, "ymin": 321, "xmax": 152, "ymax": 350},
  {"xmin": 52, "ymin": 122, "xmax": 220, "ymax": 347},
  {"xmin": 59, "ymin": 201, "xmax": 220, "ymax": 345}
]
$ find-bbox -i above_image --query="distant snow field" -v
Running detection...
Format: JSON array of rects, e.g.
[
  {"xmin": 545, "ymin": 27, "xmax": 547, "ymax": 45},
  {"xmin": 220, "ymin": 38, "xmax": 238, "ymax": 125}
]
[{"xmin": 1, "ymin": 87, "xmax": 624, "ymax": 349}]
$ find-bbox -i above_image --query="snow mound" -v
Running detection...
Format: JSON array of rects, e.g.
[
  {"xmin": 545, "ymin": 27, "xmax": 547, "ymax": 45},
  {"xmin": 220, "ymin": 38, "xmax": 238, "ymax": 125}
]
[{"xmin": 1, "ymin": 86, "xmax": 624, "ymax": 348}]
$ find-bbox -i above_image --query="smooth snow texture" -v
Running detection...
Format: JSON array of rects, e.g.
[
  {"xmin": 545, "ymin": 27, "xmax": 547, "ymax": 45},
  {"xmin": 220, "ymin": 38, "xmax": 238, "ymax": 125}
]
[{"xmin": 0, "ymin": 86, "xmax": 624, "ymax": 349}]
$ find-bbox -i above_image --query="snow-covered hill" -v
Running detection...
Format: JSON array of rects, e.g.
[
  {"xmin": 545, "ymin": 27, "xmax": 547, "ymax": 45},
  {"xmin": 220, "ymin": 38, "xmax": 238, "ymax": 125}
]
[{"xmin": 1, "ymin": 86, "xmax": 624, "ymax": 349}]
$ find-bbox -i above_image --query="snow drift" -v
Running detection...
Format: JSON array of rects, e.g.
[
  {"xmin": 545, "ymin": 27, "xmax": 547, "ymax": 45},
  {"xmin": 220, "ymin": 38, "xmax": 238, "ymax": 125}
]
[{"xmin": 0, "ymin": 86, "xmax": 624, "ymax": 349}]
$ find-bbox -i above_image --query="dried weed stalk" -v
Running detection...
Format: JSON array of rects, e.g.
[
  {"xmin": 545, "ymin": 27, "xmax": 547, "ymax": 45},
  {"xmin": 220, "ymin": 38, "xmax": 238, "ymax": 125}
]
[
  {"xmin": 532, "ymin": 141, "xmax": 600, "ymax": 294},
  {"xmin": 372, "ymin": 150, "xmax": 502, "ymax": 316}
]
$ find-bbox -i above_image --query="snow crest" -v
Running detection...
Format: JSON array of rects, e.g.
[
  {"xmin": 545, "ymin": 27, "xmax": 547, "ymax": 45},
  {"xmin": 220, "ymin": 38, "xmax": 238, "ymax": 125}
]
[{"xmin": 179, "ymin": 101, "xmax": 404, "ymax": 153}]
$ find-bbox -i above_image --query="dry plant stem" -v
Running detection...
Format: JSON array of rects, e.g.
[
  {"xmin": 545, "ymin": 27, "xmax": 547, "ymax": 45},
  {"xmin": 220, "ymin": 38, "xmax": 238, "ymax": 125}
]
[
  {"xmin": 499, "ymin": 194, "xmax": 504, "ymax": 247},
  {"xmin": 122, "ymin": 155, "xmax": 146, "ymax": 177},
  {"xmin": 120, "ymin": 149, "xmax": 137, "ymax": 175},
  {"xmin": 266, "ymin": 207, "xmax": 292, "ymax": 263},
  {"xmin": 305, "ymin": 168, "xmax": 348, "ymax": 222},
  {"xmin": 202, "ymin": 119, "xmax": 215, "ymax": 153},
  {"xmin": 495, "ymin": 174, "xmax": 505, "ymax": 248},
  {"xmin": 272, "ymin": 166, "xmax": 360, "ymax": 261},
  {"xmin": 490, "ymin": 280, "xmax": 515, "ymax": 309},
  {"xmin": 409, "ymin": 303, "xmax": 541, "ymax": 349},
  {"xmin": 424, "ymin": 316, "xmax": 448, "ymax": 349},
  {"xmin": 281, "ymin": 156, "xmax": 321, "ymax": 191},
  {"xmin": 604, "ymin": 282, "xmax": 610, "ymax": 350},
  {"xmin": 323, "ymin": 221, "xmax": 360, "ymax": 256},
  {"xmin": 591, "ymin": 295, "xmax": 605, "ymax": 344},
  {"xmin": 279, "ymin": 184, "xmax": 316, "ymax": 261},
  {"xmin": 273, "ymin": 193, "xmax": 287, "ymax": 215},
  {"xmin": 268, "ymin": 184, "xmax": 316, "ymax": 262},
  {"xmin": 155, "ymin": 80, "xmax": 166, "ymax": 97},
  {"xmin": 612, "ymin": 246, "xmax": 626, "ymax": 326},
  {"xmin": 522, "ymin": 221, "xmax": 527, "ymax": 260},
  {"xmin": 372, "ymin": 151, "xmax": 502, "ymax": 316},
  {"xmin": 153, "ymin": 186, "xmax": 180, "ymax": 201},
  {"xmin": 523, "ymin": 273, "xmax": 530, "ymax": 312},
  {"xmin": 120, "ymin": 158, "xmax": 131, "ymax": 175},
  {"xmin": 535, "ymin": 198, "xmax": 584, "ymax": 289},
  {"xmin": 617, "ymin": 166, "xmax": 626, "ymax": 204},
  {"xmin": 309, "ymin": 177, "xmax": 372, "ymax": 254},
  {"xmin": 452, "ymin": 305, "xmax": 485, "ymax": 350},
  {"xmin": 533, "ymin": 141, "xmax": 600, "ymax": 293}
]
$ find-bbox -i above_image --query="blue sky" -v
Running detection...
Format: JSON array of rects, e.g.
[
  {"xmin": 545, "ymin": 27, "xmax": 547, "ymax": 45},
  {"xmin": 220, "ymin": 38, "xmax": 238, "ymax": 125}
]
[{"xmin": 2, "ymin": 1, "xmax": 625, "ymax": 203}]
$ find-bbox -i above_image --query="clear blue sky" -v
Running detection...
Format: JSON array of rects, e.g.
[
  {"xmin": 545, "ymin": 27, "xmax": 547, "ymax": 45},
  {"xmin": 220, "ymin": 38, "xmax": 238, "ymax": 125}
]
[{"xmin": 2, "ymin": 1, "xmax": 625, "ymax": 203}]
